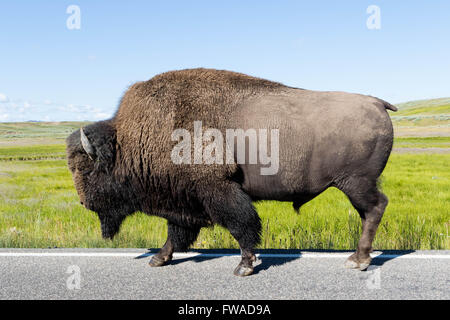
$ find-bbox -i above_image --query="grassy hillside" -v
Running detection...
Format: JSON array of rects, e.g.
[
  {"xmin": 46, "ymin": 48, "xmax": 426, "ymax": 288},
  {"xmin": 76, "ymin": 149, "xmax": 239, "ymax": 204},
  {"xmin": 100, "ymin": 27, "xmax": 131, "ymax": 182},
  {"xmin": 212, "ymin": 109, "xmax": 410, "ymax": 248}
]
[
  {"xmin": 392, "ymin": 97, "xmax": 450, "ymax": 136},
  {"xmin": 0, "ymin": 121, "xmax": 90, "ymax": 146},
  {"xmin": 395, "ymin": 97, "xmax": 450, "ymax": 115}
]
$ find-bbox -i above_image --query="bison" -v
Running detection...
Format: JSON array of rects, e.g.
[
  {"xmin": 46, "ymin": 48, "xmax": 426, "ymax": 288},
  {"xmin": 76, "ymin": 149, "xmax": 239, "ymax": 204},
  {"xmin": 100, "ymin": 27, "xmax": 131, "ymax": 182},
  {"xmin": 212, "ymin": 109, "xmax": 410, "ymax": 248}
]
[{"xmin": 66, "ymin": 68, "xmax": 396, "ymax": 276}]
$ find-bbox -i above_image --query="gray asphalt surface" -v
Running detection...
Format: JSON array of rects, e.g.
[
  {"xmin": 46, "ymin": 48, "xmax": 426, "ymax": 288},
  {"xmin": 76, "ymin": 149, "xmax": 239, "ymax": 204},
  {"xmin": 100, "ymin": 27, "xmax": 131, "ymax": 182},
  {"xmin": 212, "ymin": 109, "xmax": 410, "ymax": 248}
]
[{"xmin": 0, "ymin": 249, "xmax": 448, "ymax": 300}]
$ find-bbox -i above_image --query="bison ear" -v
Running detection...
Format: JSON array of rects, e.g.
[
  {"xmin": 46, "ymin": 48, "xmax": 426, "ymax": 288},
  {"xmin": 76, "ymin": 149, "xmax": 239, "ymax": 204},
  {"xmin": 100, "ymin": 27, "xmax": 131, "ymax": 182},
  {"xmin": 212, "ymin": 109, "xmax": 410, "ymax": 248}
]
[{"xmin": 79, "ymin": 121, "xmax": 116, "ymax": 169}]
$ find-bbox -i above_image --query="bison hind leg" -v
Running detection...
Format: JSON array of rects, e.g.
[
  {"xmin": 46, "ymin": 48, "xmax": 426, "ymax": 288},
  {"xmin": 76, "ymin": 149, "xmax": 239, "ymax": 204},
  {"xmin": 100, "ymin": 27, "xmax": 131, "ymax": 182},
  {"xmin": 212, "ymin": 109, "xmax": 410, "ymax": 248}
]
[{"xmin": 337, "ymin": 176, "xmax": 388, "ymax": 271}]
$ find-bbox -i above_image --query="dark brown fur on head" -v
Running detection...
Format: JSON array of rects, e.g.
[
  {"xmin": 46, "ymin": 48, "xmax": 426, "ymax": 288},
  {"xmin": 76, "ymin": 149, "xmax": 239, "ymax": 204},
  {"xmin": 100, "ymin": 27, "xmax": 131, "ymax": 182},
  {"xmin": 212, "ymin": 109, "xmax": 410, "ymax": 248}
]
[{"xmin": 66, "ymin": 120, "xmax": 139, "ymax": 239}]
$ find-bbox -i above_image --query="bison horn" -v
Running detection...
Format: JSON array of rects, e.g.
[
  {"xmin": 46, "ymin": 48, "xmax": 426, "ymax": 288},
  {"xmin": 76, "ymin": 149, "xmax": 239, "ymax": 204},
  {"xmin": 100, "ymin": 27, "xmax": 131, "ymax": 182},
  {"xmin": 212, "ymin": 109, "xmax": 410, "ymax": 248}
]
[{"xmin": 80, "ymin": 127, "xmax": 95, "ymax": 160}]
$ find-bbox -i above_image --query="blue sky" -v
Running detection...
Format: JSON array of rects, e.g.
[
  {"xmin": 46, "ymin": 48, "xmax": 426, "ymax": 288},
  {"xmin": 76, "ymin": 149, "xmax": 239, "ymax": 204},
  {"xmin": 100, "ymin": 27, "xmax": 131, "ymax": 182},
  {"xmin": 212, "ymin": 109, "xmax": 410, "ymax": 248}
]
[{"xmin": 0, "ymin": 1, "xmax": 449, "ymax": 122}]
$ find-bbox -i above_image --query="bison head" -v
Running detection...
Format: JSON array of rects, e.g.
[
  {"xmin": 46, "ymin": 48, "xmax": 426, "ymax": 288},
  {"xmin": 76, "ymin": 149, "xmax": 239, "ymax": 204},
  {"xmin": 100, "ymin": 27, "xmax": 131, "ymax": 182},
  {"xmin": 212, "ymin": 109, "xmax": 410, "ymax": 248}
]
[{"xmin": 66, "ymin": 120, "xmax": 135, "ymax": 239}]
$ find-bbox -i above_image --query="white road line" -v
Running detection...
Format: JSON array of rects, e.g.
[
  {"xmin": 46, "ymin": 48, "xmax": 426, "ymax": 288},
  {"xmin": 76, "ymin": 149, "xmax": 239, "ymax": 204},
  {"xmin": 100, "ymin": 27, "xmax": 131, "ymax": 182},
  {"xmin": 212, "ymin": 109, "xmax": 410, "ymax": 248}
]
[{"xmin": 0, "ymin": 252, "xmax": 448, "ymax": 259}]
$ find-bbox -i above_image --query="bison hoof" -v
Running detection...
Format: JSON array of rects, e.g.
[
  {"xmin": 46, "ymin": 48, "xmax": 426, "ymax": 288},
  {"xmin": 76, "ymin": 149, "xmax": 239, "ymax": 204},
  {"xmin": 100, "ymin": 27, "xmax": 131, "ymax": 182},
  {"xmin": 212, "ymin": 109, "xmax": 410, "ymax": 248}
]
[
  {"xmin": 233, "ymin": 264, "xmax": 254, "ymax": 277},
  {"xmin": 344, "ymin": 254, "xmax": 372, "ymax": 271},
  {"xmin": 149, "ymin": 255, "xmax": 170, "ymax": 267}
]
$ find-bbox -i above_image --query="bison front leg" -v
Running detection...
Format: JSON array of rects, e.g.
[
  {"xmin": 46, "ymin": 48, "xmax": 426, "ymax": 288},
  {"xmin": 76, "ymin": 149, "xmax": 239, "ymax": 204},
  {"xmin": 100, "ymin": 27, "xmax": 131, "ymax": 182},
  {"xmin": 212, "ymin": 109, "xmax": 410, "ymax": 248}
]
[
  {"xmin": 149, "ymin": 222, "xmax": 200, "ymax": 267},
  {"xmin": 200, "ymin": 182, "xmax": 261, "ymax": 277}
]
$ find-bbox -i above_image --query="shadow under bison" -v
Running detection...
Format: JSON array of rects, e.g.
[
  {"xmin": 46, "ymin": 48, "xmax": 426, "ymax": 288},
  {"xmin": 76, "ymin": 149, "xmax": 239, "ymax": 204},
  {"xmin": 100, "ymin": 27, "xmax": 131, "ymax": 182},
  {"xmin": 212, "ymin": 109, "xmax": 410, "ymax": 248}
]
[{"xmin": 135, "ymin": 249, "xmax": 415, "ymax": 275}]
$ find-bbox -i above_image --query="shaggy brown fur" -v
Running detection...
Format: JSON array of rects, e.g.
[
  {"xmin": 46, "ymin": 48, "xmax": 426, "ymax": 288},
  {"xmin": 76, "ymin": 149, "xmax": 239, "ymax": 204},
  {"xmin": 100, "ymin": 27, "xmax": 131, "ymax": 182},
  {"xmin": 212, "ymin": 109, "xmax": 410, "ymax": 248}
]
[{"xmin": 114, "ymin": 68, "xmax": 286, "ymax": 179}]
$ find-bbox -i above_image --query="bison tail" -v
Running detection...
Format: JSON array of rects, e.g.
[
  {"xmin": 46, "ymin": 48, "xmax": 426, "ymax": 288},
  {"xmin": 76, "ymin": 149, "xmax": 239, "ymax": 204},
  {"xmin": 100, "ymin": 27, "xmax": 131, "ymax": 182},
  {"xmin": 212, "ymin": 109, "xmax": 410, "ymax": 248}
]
[
  {"xmin": 377, "ymin": 98, "xmax": 398, "ymax": 112},
  {"xmin": 383, "ymin": 101, "xmax": 398, "ymax": 112}
]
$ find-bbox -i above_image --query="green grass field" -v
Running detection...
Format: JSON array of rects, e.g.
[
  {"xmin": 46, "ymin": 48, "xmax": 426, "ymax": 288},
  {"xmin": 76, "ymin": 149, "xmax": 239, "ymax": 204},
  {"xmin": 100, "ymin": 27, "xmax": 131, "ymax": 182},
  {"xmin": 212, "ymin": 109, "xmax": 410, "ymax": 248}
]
[
  {"xmin": 0, "ymin": 98, "xmax": 449, "ymax": 250},
  {"xmin": 0, "ymin": 145, "xmax": 448, "ymax": 250}
]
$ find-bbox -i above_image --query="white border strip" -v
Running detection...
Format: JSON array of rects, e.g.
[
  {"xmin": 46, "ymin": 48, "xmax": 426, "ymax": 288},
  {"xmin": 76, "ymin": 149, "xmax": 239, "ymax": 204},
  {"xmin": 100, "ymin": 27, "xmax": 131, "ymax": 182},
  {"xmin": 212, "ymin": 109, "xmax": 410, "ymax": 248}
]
[{"xmin": 0, "ymin": 252, "xmax": 448, "ymax": 259}]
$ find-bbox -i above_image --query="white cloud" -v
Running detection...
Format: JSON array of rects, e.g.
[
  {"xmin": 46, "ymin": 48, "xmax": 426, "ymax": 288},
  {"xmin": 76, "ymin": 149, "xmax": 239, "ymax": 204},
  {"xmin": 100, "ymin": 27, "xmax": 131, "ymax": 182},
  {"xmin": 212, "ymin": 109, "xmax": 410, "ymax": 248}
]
[
  {"xmin": 66, "ymin": 104, "xmax": 78, "ymax": 112},
  {"xmin": 93, "ymin": 112, "xmax": 111, "ymax": 119},
  {"xmin": 1, "ymin": 95, "xmax": 113, "ymax": 121},
  {"xmin": 0, "ymin": 93, "xmax": 9, "ymax": 103}
]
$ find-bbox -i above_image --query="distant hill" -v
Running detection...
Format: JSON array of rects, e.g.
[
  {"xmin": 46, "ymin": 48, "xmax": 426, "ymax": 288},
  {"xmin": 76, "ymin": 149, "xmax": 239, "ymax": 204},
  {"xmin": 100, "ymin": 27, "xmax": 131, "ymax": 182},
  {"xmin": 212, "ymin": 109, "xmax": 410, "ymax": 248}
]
[
  {"xmin": 395, "ymin": 97, "xmax": 450, "ymax": 116},
  {"xmin": 0, "ymin": 121, "xmax": 92, "ymax": 146},
  {"xmin": 392, "ymin": 97, "xmax": 450, "ymax": 137}
]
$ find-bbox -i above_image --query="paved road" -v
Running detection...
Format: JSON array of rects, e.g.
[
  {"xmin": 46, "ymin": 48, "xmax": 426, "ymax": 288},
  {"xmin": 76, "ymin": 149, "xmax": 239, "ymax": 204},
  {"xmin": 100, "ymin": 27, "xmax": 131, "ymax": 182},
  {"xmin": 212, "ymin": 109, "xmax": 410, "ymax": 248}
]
[{"xmin": 0, "ymin": 249, "xmax": 448, "ymax": 300}]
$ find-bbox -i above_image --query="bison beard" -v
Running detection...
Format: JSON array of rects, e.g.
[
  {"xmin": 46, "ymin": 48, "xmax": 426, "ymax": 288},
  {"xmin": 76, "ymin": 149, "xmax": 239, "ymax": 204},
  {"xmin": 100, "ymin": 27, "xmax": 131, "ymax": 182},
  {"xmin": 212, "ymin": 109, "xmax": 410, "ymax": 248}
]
[{"xmin": 66, "ymin": 68, "xmax": 396, "ymax": 276}]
